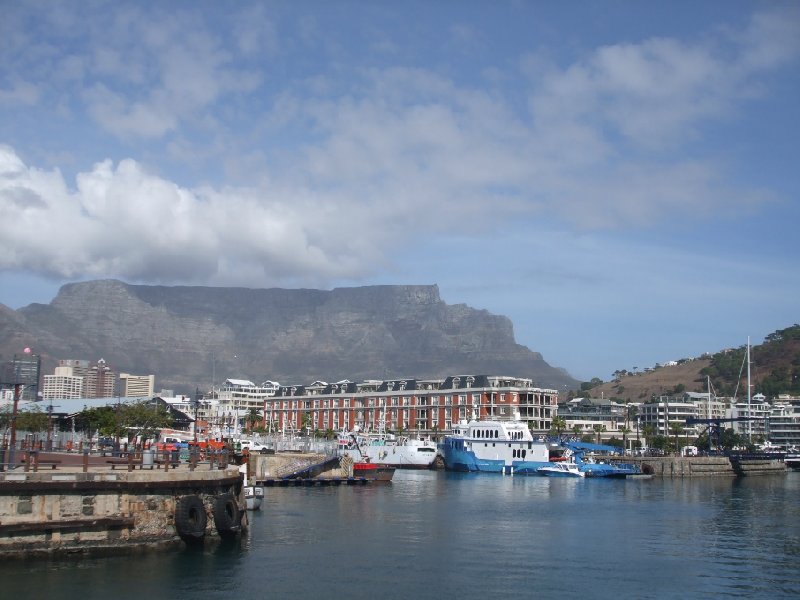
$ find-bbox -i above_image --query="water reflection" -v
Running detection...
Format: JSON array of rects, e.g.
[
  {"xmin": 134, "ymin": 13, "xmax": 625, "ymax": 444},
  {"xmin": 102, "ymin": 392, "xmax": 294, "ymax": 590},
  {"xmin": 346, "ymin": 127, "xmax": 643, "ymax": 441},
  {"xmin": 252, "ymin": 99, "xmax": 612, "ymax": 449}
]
[{"xmin": 0, "ymin": 471, "xmax": 798, "ymax": 599}]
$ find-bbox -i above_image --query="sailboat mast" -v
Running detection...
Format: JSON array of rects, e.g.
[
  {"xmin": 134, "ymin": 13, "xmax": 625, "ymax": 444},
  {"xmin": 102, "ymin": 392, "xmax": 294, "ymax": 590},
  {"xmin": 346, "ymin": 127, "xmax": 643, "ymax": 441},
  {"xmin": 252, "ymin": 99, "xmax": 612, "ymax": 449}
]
[
  {"xmin": 747, "ymin": 336, "xmax": 752, "ymax": 442},
  {"xmin": 707, "ymin": 375, "xmax": 713, "ymax": 452}
]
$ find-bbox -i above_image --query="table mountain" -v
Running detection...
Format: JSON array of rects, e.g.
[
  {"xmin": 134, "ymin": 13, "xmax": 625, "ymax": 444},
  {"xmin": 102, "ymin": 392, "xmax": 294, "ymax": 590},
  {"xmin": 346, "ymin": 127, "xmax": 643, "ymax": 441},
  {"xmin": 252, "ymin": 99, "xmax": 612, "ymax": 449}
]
[{"xmin": 1, "ymin": 279, "xmax": 577, "ymax": 394}]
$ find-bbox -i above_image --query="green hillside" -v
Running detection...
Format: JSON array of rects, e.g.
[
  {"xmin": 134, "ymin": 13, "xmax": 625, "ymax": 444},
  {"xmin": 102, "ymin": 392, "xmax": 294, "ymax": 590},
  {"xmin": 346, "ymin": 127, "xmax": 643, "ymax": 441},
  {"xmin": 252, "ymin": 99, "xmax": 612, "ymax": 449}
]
[{"xmin": 577, "ymin": 324, "xmax": 800, "ymax": 403}]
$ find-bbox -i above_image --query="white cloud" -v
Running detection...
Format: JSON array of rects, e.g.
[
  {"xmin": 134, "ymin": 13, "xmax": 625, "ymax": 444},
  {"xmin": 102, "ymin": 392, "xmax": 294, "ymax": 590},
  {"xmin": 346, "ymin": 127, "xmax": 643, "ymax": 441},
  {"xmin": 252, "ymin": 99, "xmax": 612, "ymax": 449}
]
[
  {"xmin": 0, "ymin": 6, "xmax": 797, "ymax": 290},
  {"xmin": 0, "ymin": 146, "xmax": 382, "ymax": 285}
]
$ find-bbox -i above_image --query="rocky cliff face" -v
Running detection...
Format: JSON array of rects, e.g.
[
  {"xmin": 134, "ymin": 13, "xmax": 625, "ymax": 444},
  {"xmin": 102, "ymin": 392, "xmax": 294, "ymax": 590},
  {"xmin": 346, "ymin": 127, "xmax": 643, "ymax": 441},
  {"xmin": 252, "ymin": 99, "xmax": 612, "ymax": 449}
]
[{"xmin": 0, "ymin": 279, "xmax": 577, "ymax": 394}]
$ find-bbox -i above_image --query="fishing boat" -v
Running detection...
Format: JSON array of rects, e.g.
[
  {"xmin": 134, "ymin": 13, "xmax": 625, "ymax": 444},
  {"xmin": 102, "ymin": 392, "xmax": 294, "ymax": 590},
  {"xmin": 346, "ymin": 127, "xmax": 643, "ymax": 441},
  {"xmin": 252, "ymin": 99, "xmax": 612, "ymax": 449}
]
[
  {"xmin": 244, "ymin": 484, "xmax": 264, "ymax": 510},
  {"xmin": 537, "ymin": 462, "xmax": 585, "ymax": 477},
  {"xmin": 337, "ymin": 427, "xmax": 438, "ymax": 469},
  {"xmin": 353, "ymin": 460, "xmax": 395, "ymax": 482},
  {"xmin": 439, "ymin": 418, "xmax": 554, "ymax": 474}
]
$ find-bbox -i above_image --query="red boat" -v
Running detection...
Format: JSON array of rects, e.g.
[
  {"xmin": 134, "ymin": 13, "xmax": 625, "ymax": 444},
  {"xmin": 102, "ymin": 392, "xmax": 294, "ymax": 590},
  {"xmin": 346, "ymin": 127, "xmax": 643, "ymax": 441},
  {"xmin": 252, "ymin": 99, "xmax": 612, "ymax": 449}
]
[{"xmin": 353, "ymin": 460, "xmax": 395, "ymax": 482}]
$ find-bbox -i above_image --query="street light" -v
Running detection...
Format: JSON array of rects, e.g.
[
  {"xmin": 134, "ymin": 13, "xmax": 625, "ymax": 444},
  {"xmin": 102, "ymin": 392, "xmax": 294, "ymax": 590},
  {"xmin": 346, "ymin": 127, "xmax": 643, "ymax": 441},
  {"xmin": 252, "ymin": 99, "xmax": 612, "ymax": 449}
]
[{"xmin": 193, "ymin": 388, "xmax": 201, "ymax": 443}]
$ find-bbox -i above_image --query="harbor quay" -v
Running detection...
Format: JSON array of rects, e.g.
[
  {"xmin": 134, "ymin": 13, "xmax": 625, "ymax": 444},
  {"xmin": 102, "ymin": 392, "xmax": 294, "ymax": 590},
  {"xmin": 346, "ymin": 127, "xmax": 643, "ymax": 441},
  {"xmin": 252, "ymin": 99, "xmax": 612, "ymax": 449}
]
[
  {"xmin": 608, "ymin": 455, "xmax": 787, "ymax": 477},
  {"xmin": 246, "ymin": 448, "xmax": 788, "ymax": 482},
  {"xmin": 0, "ymin": 450, "xmax": 246, "ymax": 559}
]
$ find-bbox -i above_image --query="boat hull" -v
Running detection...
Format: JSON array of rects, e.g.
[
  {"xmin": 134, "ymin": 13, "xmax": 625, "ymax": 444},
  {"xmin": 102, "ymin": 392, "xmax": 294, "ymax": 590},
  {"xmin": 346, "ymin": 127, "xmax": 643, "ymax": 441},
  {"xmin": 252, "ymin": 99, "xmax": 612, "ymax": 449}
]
[
  {"xmin": 353, "ymin": 462, "xmax": 395, "ymax": 482},
  {"xmin": 439, "ymin": 438, "xmax": 552, "ymax": 474},
  {"xmin": 337, "ymin": 435, "xmax": 438, "ymax": 469},
  {"xmin": 245, "ymin": 486, "xmax": 264, "ymax": 510}
]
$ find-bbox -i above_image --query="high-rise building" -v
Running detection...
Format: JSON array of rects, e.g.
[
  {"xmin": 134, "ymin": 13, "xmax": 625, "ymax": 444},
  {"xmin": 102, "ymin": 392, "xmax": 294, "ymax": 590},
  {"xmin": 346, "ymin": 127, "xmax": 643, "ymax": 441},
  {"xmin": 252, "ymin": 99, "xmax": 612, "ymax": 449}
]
[
  {"xmin": 0, "ymin": 351, "xmax": 41, "ymax": 401},
  {"xmin": 42, "ymin": 366, "xmax": 85, "ymax": 399},
  {"xmin": 119, "ymin": 373, "xmax": 155, "ymax": 397},
  {"xmin": 85, "ymin": 359, "xmax": 117, "ymax": 398}
]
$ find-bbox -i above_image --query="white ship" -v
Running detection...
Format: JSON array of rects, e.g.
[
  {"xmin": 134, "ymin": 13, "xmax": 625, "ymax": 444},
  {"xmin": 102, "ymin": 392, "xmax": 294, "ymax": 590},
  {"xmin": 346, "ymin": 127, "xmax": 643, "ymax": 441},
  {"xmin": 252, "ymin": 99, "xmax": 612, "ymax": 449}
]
[{"xmin": 337, "ymin": 428, "xmax": 438, "ymax": 469}]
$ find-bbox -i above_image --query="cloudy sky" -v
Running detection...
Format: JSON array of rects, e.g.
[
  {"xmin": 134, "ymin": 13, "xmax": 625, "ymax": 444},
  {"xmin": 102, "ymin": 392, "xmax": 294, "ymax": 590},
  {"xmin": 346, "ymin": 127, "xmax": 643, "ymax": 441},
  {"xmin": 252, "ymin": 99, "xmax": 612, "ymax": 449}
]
[{"xmin": 1, "ymin": 1, "xmax": 798, "ymax": 382}]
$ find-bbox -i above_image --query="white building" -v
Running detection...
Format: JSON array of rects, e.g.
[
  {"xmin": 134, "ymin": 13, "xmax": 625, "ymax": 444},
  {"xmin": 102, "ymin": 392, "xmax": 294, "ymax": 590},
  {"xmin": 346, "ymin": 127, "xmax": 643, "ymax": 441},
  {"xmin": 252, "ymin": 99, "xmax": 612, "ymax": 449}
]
[{"xmin": 119, "ymin": 373, "xmax": 155, "ymax": 397}]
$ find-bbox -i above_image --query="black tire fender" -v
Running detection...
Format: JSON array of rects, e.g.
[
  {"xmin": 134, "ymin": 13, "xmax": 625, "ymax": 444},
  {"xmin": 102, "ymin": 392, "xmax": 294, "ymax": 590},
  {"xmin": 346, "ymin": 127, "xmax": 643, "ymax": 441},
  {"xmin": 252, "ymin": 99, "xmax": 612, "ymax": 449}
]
[
  {"xmin": 213, "ymin": 493, "xmax": 241, "ymax": 537},
  {"xmin": 175, "ymin": 495, "xmax": 207, "ymax": 540}
]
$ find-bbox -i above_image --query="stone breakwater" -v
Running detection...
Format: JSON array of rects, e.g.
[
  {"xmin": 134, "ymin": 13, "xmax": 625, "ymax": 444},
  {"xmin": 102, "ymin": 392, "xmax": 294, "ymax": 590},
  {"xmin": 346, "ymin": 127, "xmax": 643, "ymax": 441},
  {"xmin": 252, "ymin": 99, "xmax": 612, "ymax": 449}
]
[
  {"xmin": 0, "ymin": 460, "xmax": 244, "ymax": 559},
  {"xmin": 625, "ymin": 456, "xmax": 787, "ymax": 477}
]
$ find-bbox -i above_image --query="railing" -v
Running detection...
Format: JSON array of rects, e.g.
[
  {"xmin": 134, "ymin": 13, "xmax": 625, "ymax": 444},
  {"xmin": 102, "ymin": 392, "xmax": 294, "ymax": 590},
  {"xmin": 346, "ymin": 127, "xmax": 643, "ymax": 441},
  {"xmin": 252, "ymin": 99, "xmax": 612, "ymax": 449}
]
[{"xmin": 0, "ymin": 448, "xmax": 233, "ymax": 473}]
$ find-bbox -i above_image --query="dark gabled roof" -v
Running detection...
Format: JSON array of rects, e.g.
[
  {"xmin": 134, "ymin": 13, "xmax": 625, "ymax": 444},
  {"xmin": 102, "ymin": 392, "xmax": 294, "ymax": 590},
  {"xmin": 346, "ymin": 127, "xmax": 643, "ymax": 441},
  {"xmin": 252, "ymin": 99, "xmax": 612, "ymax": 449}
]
[
  {"xmin": 275, "ymin": 385, "xmax": 307, "ymax": 397},
  {"xmin": 377, "ymin": 379, "xmax": 418, "ymax": 392},
  {"xmin": 441, "ymin": 375, "xmax": 488, "ymax": 389}
]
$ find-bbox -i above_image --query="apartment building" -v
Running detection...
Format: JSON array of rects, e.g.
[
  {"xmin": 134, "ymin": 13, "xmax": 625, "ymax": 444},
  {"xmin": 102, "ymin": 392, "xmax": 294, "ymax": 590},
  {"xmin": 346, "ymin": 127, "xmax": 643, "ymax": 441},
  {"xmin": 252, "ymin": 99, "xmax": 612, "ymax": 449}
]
[{"xmin": 119, "ymin": 373, "xmax": 155, "ymax": 397}]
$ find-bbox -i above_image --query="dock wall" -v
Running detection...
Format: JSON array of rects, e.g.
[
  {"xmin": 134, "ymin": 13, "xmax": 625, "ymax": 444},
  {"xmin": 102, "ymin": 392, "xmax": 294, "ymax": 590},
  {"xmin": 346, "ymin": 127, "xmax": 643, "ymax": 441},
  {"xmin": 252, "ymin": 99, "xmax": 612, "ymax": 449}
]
[
  {"xmin": 0, "ymin": 467, "xmax": 243, "ymax": 559},
  {"xmin": 629, "ymin": 456, "xmax": 786, "ymax": 478}
]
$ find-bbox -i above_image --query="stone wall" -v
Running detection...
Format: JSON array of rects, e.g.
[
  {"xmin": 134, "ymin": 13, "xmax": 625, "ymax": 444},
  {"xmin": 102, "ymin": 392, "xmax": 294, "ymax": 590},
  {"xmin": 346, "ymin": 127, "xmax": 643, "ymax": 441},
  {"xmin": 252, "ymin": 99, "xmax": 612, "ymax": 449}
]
[
  {"xmin": 633, "ymin": 456, "xmax": 787, "ymax": 478},
  {"xmin": 0, "ymin": 468, "xmax": 243, "ymax": 559}
]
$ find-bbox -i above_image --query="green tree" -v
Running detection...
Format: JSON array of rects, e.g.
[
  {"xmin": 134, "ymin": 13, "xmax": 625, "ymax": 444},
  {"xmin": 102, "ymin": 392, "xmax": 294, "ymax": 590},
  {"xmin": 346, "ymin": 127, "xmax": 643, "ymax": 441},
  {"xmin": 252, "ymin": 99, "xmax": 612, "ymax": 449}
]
[
  {"xmin": 15, "ymin": 407, "xmax": 49, "ymax": 434},
  {"xmin": 669, "ymin": 422, "xmax": 684, "ymax": 454},
  {"xmin": 246, "ymin": 407, "xmax": 261, "ymax": 432},
  {"xmin": 119, "ymin": 401, "xmax": 174, "ymax": 443},
  {"xmin": 651, "ymin": 434, "xmax": 668, "ymax": 452},
  {"xmin": 642, "ymin": 424, "xmax": 656, "ymax": 449},
  {"xmin": 592, "ymin": 424, "xmax": 606, "ymax": 444},
  {"xmin": 550, "ymin": 416, "xmax": 567, "ymax": 437}
]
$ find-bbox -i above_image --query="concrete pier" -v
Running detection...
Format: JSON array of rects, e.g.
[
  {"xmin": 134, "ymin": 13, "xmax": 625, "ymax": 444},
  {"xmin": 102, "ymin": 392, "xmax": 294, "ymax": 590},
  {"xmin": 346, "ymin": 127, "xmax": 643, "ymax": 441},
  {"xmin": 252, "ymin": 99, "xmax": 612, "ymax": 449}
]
[
  {"xmin": 0, "ymin": 452, "xmax": 245, "ymax": 559},
  {"xmin": 622, "ymin": 456, "xmax": 787, "ymax": 478}
]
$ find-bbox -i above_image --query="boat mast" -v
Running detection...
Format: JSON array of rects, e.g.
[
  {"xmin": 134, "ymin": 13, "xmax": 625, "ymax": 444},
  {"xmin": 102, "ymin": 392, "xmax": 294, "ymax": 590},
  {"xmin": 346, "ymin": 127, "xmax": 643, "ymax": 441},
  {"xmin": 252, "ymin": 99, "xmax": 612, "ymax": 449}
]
[
  {"xmin": 747, "ymin": 337, "xmax": 752, "ymax": 442},
  {"xmin": 707, "ymin": 375, "xmax": 713, "ymax": 453}
]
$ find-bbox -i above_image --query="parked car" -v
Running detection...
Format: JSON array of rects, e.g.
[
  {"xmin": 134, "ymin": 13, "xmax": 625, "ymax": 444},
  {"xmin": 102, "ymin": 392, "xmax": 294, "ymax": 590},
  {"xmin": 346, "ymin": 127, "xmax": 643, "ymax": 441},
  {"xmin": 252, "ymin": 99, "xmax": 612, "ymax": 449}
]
[
  {"xmin": 98, "ymin": 437, "xmax": 115, "ymax": 451},
  {"xmin": 238, "ymin": 439, "xmax": 273, "ymax": 454}
]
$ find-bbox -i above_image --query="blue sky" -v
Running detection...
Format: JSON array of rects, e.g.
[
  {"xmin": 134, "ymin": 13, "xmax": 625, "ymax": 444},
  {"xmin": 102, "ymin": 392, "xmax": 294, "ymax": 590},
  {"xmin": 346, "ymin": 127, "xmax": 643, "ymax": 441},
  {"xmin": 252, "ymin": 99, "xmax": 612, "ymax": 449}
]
[{"xmin": 1, "ymin": 1, "xmax": 798, "ymax": 382}]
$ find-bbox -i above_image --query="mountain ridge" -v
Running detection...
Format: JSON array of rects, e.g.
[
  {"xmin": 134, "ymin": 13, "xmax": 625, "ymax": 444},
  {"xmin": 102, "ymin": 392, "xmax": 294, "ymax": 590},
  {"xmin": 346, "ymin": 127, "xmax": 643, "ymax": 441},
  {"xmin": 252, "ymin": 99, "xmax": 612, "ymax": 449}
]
[{"xmin": 0, "ymin": 279, "xmax": 577, "ymax": 394}]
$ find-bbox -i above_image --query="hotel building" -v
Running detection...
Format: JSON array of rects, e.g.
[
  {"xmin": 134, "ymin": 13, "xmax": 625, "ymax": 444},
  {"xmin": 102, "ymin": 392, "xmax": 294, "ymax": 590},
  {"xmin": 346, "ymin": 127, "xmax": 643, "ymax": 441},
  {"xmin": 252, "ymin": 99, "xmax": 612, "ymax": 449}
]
[{"xmin": 255, "ymin": 374, "xmax": 558, "ymax": 436}]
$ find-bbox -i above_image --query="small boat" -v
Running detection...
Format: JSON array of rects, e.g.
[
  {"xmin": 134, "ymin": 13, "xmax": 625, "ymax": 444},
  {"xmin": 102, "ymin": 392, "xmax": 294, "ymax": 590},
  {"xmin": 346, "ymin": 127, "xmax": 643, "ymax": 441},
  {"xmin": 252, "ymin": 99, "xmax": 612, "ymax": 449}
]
[
  {"xmin": 244, "ymin": 485, "xmax": 264, "ymax": 510},
  {"xmin": 537, "ymin": 462, "xmax": 585, "ymax": 477}
]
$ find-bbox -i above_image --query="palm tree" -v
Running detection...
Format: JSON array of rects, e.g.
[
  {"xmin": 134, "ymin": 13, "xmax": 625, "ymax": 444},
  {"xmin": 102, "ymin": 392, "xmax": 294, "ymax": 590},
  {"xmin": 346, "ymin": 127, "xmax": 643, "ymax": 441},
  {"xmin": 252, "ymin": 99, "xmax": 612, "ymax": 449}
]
[
  {"xmin": 642, "ymin": 424, "xmax": 656, "ymax": 451},
  {"xmin": 669, "ymin": 422, "xmax": 684, "ymax": 455},
  {"xmin": 551, "ymin": 416, "xmax": 567, "ymax": 438},
  {"xmin": 246, "ymin": 408, "xmax": 261, "ymax": 432},
  {"xmin": 592, "ymin": 424, "xmax": 606, "ymax": 445}
]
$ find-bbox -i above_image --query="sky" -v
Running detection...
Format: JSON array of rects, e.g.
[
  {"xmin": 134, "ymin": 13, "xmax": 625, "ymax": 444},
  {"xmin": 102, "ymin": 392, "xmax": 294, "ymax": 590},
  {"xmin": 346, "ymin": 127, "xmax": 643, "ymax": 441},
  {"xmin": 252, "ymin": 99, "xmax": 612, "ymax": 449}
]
[{"xmin": 1, "ymin": 1, "xmax": 799, "ymax": 383}]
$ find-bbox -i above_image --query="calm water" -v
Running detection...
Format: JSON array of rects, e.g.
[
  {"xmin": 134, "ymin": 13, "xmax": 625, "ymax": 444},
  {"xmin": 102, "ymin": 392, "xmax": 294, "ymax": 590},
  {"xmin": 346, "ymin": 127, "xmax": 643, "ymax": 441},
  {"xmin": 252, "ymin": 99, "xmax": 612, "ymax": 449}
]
[{"xmin": 2, "ymin": 471, "xmax": 799, "ymax": 599}]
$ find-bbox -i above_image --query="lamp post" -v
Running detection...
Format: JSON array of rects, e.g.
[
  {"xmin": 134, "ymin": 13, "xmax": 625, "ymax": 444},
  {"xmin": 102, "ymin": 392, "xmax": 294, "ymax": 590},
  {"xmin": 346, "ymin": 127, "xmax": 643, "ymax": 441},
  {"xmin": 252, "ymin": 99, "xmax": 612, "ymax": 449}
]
[
  {"xmin": 193, "ymin": 388, "xmax": 200, "ymax": 444},
  {"xmin": 8, "ymin": 383, "xmax": 22, "ymax": 468}
]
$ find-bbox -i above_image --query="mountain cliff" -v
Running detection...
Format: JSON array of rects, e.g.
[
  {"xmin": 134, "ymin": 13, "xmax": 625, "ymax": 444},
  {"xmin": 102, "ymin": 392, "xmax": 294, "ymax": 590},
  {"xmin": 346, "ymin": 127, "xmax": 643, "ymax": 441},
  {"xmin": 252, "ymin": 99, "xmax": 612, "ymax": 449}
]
[{"xmin": 0, "ymin": 279, "xmax": 577, "ymax": 394}]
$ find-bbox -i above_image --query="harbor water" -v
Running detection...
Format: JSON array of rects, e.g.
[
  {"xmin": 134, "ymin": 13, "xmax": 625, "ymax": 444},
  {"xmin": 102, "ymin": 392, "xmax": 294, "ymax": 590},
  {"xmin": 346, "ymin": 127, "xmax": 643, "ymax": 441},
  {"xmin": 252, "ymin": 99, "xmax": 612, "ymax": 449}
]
[{"xmin": 2, "ymin": 470, "xmax": 798, "ymax": 599}]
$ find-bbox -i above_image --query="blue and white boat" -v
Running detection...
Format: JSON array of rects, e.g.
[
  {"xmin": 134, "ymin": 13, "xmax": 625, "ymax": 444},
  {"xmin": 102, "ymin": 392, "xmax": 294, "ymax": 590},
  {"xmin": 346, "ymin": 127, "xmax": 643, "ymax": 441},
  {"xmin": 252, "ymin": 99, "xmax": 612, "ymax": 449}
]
[
  {"xmin": 537, "ymin": 462, "xmax": 585, "ymax": 477},
  {"xmin": 439, "ymin": 419, "xmax": 556, "ymax": 474},
  {"xmin": 562, "ymin": 441, "xmax": 643, "ymax": 478}
]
